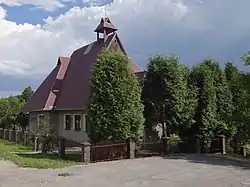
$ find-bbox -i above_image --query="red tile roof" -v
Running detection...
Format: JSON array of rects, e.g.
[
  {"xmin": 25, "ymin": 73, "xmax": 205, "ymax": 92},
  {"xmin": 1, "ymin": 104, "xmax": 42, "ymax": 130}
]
[{"xmin": 20, "ymin": 18, "xmax": 144, "ymax": 113}]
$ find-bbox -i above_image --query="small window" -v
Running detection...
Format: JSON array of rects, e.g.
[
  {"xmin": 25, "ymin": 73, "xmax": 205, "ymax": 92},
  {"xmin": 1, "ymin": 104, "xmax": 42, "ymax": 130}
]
[
  {"xmin": 74, "ymin": 115, "xmax": 81, "ymax": 131},
  {"xmin": 37, "ymin": 114, "xmax": 45, "ymax": 128},
  {"xmin": 64, "ymin": 115, "xmax": 72, "ymax": 130}
]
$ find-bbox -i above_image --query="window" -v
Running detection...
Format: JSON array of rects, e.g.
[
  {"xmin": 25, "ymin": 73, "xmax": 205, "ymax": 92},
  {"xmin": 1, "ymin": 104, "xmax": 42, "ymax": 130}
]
[
  {"xmin": 63, "ymin": 114, "xmax": 87, "ymax": 131},
  {"xmin": 37, "ymin": 114, "xmax": 44, "ymax": 128},
  {"xmin": 74, "ymin": 115, "xmax": 81, "ymax": 131},
  {"xmin": 64, "ymin": 115, "xmax": 73, "ymax": 130}
]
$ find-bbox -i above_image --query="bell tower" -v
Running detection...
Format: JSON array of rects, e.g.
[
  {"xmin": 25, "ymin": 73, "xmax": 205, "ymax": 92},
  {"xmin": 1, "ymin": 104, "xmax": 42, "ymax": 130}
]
[{"xmin": 94, "ymin": 17, "xmax": 117, "ymax": 43}]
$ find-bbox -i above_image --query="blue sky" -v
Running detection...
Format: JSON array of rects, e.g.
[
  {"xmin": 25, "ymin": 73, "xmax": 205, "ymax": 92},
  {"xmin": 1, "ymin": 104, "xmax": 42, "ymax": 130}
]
[{"xmin": 0, "ymin": 0, "xmax": 250, "ymax": 97}]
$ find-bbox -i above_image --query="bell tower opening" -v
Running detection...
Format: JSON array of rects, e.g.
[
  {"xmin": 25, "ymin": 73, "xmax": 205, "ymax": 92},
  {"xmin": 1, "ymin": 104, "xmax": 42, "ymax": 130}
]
[{"xmin": 94, "ymin": 17, "xmax": 117, "ymax": 43}]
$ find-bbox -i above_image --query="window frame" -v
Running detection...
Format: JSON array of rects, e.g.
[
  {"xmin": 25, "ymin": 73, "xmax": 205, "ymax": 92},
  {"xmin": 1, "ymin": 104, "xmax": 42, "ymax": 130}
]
[
  {"xmin": 74, "ymin": 114, "xmax": 81, "ymax": 131},
  {"xmin": 63, "ymin": 114, "xmax": 87, "ymax": 131},
  {"xmin": 64, "ymin": 114, "xmax": 73, "ymax": 131},
  {"xmin": 37, "ymin": 114, "xmax": 45, "ymax": 128}
]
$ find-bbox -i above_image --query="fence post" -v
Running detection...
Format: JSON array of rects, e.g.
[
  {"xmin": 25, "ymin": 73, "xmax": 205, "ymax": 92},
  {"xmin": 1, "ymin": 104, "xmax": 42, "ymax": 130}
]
[
  {"xmin": 0, "ymin": 128, "xmax": 3, "ymax": 139},
  {"xmin": 9, "ymin": 130, "xmax": 15, "ymax": 142},
  {"xmin": 15, "ymin": 130, "xmax": 21, "ymax": 143},
  {"xmin": 204, "ymin": 138, "xmax": 212, "ymax": 153},
  {"xmin": 219, "ymin": 135, "xmax": 226, "ymax": 155},
  {"xmin": 34, "ymin": 137, "xmax": 39, "ymax": 152},
  {"xmin": 126, "ymin": 138, "xmax": 135, "ymax": 159},
  {"xmin": 58, "ymin": 137, "xmax": 65, "ymax": 159},
  {"xmin": 8, "ymin": 130, "xmax": 12, "ymax": 141},
  {"xmin": 162, "ymin": 137, "xmax": 170, "ymax": 155},
  {"xmin": 81, "ymin": 142, "xmax": 91, "ymax": 163},
  {"xmin": 3, "ymin": 129, "xmax": 9, "ymax": 140}
]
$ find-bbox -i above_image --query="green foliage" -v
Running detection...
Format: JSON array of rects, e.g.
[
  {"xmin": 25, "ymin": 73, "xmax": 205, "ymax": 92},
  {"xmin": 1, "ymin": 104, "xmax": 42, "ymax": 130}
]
[
  {"xmin": 0, "ymin": 87, "xmax": 33, "ymax": 129},
  {"xmin": 241, "ymin": 51, "xmax": 250, "ymax": 66},
  {"xmin": 88, "ymin": 50, "xmax": 144, "ymax": 143},
  {"xmin": 225, "ymin": 62, "xmax": 250, "ymax": 143},
  {"xmin": 189, "ymin": 59, "xmax": 219, "ymax": 140},
  {"xmin": 19, "ymin": 86, "xmax": 34, "ymax": 102},
  {"xmin": 143, "ymin": 55, "xmax": 197, "ymax": 138},
  {"xmin": 0, "ymin": 98, "xmax": 12, "ymax": 128}
]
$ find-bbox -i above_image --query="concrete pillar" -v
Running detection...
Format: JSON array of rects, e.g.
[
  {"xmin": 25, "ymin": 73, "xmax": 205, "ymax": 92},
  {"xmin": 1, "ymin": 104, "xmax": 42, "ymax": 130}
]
[
  {"xmin": 162, "ymin": 137, "xmax": 171, "ymax": 155},
  {"xmin": 34, "ymin": 137, "xmax": 39, "ymax": 152},
  {"xmin": 3, "ymin": 129, "xmax": 9, "ymax": 140},
  {"xmin": 126, "ymin": 138, "xmax": 135, "ymax": 159},
  {"xmin": 15, "ymin": 130, "xmax": 22, "ymax": 143},
  {"xmin": 58, "ymin": 137, "xmax": 66, "ymax": 158},
  {"xmin": 9, "ymin": 130, "xmax": 15, "ymax": 142},
  {"xmin": 220, "ymin": 135, "xmax": 226, "ymax": 155},
  {"xmin": 81, "ymin": 142, "xmax": 91, "ymax": 163},
  {"xmin": 0, "ymin": 128, "xmax": 3, "ymax": 138}
]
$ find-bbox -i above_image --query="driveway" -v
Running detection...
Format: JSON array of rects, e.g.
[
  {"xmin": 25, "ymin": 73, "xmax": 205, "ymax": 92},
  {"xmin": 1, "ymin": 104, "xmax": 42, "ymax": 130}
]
[{"xmin": 1, "ymin": 154, "xmax": 250, "ymax": 187}]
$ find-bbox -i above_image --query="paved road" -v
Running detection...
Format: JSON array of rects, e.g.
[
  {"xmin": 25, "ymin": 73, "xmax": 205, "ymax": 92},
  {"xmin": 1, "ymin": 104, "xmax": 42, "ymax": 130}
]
[{"xmin": 1, "ymin": 154, "xmax": 250, "ymax": 187}]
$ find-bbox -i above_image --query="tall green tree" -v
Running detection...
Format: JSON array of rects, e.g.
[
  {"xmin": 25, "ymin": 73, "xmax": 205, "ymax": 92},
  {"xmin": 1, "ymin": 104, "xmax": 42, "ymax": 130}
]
[
  {"xmin": 225, "ymin": 62, "xmax": 250, "ymax": 145},
  {"xmin": 19, "ymin": 86, "xmax": 34, "ymax": 102},
  {"xmin": 87, "ymin": 50, "xmax": 144, "ymax": 143},
  {"xmin": 189, "ymin": 59, "xmax": 218, "ymax": 142},
  {"xmin": 208, "ymin": 62, "xmax": 233, "ymax": 137},
  {"xmin": 143, "ymin": 55, "xmax": 196, "ymax": 138}
]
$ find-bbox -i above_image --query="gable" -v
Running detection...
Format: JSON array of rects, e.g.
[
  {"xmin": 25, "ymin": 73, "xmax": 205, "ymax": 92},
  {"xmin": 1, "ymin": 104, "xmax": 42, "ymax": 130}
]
[
  {"xmin": 107, "ymin": 34, "xmax": 127, "ymax": 55},
  {"xmin": 20, "ymin": 57, "xmax": 70, "ymax": 113}
]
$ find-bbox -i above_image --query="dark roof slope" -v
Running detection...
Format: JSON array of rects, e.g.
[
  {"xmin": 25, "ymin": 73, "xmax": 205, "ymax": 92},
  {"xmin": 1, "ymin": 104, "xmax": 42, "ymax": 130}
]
[
  {"xmin": 54, "ymin": 33, "xmax": 143, "ymax": 110},
  {"xmin": 20, "ymin": 57, "xmax": 70, "ymax": 113},
  {"xmin": 21, "ymin": 18, "xmax": 144, "ymax": 113},
  {"xmin": 54, "ymin": 40, "xmax": 105, "ymax": 110}
]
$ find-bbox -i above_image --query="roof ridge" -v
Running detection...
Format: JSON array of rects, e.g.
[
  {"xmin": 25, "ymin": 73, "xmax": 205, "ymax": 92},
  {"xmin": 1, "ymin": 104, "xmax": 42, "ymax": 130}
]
[{"xmin": 128, "ymin": 57, "xmax": 143, "ymax": 71}]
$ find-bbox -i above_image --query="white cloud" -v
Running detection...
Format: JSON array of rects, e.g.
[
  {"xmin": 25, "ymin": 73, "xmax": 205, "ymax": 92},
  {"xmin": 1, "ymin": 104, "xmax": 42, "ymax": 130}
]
[
  {"xmin": 0, "ymin": 0, "xmax": 250, "ymax": 77},
  {"xmin": 0, "ymin": 0, "xmax": 74, "ymax": 11},
  {"xmin": 82, "ymin": 0, "xmax": 105, "ymax": 6},
  {"xmin": 0, "ymin": 6, "xmax": 6, "ymax": 19}
]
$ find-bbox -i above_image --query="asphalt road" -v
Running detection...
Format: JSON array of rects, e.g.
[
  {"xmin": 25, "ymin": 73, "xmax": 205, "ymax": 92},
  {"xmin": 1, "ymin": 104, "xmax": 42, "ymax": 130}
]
[{"xmin": 1, "ymin": 154, "xmax": 250, "ymax": 187}]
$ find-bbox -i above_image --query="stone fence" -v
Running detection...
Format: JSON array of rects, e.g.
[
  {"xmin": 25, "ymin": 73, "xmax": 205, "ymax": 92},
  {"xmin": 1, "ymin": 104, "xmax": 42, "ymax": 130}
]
[
  {"xmin": 58, "ymin": 137, "xmax": 135, "ymax": 163},
  {"xmin": 0, "ymin": 128, "xmax": 35, "ymax": 147},
  {"xmin": 0, "ymin": 127, "xmax": 229, "ymax": 162}
]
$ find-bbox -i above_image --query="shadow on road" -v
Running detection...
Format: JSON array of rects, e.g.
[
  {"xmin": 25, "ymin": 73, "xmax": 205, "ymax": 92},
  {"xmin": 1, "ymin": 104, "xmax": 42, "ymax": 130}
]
[{"xmin": 163, "ymin": 154, "xmax": 250, "ymax": 170}]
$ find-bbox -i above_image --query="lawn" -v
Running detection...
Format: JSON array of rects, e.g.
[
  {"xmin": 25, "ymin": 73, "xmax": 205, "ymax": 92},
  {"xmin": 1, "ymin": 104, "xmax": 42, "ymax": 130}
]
[{"xmin": 0, "ymin": 139, "xmax": 82, "ymax": 169}]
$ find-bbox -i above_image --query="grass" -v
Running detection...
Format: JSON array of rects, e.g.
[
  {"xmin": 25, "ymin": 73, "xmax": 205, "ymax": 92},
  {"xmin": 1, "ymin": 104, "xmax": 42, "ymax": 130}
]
[{"xmin": 0, "ymin": 139, "xmax": 83, "ymax": 169}]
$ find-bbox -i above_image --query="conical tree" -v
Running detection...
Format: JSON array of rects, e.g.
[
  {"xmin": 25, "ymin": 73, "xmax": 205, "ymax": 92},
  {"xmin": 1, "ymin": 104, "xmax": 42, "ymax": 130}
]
[
  {"xmin": 88, "ymin": 50, "xmax": 144, "ymax": 143},
  {"xmin": 189, "ymin": 60, "xmax": 218, "ymax": 142}
]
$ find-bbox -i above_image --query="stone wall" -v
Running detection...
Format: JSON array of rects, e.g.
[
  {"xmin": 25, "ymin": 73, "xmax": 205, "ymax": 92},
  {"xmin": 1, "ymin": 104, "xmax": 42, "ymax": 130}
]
[{"xmin": 0, "ymin": 128, "xmax": 35, "ymax": 148}]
